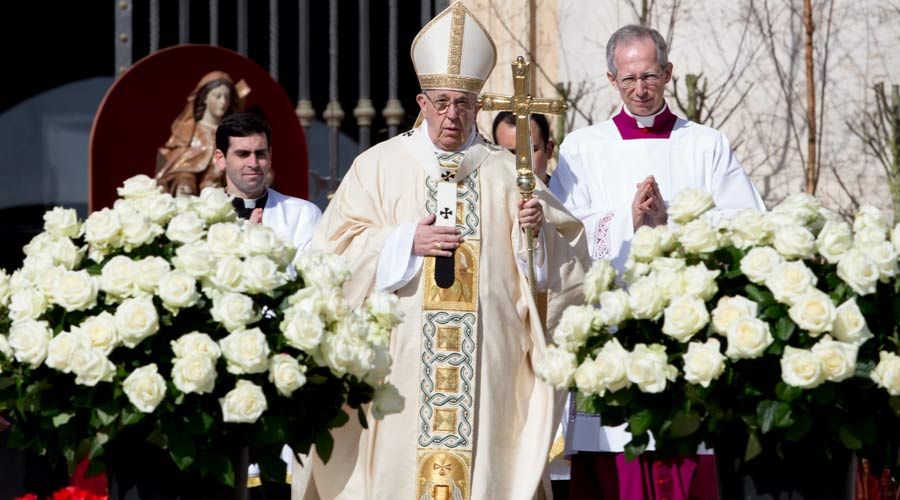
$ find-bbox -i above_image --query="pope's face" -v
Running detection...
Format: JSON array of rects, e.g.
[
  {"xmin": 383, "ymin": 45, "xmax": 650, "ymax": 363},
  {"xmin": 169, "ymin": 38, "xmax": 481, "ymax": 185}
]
[
  {"xmin": 607, "ymin": 37, "xmax": 672, "ymax": 116},
  {"xmin": 214, "ymin": 133, "xmax": 270, "ymax": 199},
  {"xmin": 417, "ymin": 90, "xmax": 479, "ymax": 151},
  {"xmin": 205, "ymin": 84, "xmax": 232, "ymax": 122}
]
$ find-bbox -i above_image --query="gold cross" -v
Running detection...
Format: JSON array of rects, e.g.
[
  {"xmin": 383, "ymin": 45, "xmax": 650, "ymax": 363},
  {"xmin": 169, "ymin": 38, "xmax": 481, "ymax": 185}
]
[{"xmin": 479, "ymin": 56, "xmax": 567, "ymax": 295}]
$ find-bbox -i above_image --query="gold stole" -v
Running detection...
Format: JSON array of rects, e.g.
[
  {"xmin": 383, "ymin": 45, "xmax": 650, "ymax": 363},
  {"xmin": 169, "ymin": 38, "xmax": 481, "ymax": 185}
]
[{"xmin": 415, "ymin": 152, "xmax": 481, "ymax": 500}]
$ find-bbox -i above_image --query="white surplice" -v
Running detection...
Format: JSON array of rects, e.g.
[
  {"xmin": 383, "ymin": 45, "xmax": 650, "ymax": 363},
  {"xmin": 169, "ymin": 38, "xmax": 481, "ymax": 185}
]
[{"xmin": 261, "ymin": 187, "xmax": 322, "ymax": 253}]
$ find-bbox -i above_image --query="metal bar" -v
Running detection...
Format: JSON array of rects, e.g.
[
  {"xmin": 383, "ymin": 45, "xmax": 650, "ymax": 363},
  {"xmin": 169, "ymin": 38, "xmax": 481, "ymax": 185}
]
[
  {"xmin": 421, "ymin": 0, "xmax": 431, "ymax": 26},
  {"xmin": 269, "ymin": 0, "xmax": 279, "ymax": 79},
  {"xmin": 115, "ymin": 0, "xmax": 133, "ymax": 76},
  {"xmin": 237, "ymin": 0, "xmax": 248, "ymax": 55},
  {"xmin": 295, "ymin": 0, "xmax": 314, "ymax": 128},
  {"xmin": 382, "ymin": 0, "xmax": 403, "ymax": 137},
  {"xmin": 149, "ymin": 0, "xmax": 159, "ymax": 52},
  {"xmin": 209, "ymin": 0, "xmax": 219, "ymax": 45},
  {"xmin": 354, "ymin": 0, "xmax": 374, "ymax": 151},
  {"xmin": 179, "ymin": 0, "xmax": 190, "ymax": 44},
  {"xmin": 323, "ymin": 0, "xmax": 345, "ymax": 191}
]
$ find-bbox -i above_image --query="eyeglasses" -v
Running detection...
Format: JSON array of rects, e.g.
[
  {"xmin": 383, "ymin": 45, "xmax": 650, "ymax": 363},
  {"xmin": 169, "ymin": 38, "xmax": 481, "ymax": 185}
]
[
  {"xmin": 423, "ymin": 92, "xmax": 476, "ymax": 114},
  {"xmin": 617, "ymin": 71, "xmax": 664, "ymax": 89}
]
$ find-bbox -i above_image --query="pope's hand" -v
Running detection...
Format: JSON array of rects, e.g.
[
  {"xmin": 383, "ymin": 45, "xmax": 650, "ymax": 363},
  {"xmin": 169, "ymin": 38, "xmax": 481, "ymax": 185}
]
[
  {"xmin": 518, "ymin": 198, "xmax": 543, "ymax": 237},
  {"xmin": 413, "ymin": 214, "xmax": 462, "ymax": 257}
]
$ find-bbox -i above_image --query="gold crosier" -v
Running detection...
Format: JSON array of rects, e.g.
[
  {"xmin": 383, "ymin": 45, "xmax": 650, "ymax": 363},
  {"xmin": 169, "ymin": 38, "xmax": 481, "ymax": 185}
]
[{"xmin": 479, "ymin": 57, "xmax": 567, "ymax": 298}]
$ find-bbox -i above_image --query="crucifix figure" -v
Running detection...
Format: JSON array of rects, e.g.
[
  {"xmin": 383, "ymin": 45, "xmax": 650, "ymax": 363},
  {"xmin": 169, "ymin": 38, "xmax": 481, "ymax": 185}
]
[{"xmin": 479, "ymin": 56, "xmax": 567, "ymax": 296}]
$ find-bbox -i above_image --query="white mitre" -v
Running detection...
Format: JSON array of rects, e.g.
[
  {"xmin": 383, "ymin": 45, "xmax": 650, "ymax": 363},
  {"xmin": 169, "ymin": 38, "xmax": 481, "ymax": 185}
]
[{"xmin": 411, "ymin": 1, "xmax": 497, "ymax": 93}]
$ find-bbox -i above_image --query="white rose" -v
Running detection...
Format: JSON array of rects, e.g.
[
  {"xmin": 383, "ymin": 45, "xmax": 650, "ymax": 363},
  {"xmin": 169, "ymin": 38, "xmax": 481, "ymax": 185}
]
[
  {"xmin": 8, "ymin": 320, "xmax": 52, "ymax": 368},
  {"xmin": 157, "ymin": 271, "xmax": 200, "ymax": 313},
  {"xmin": 367, "ymin": 291, "xmax": 403, "ymax": 329},
  {"xmin": 99, "ymin": 255, "xmax": 136, "ymax": 300},
  {"xmin": 853, "ymin": 205, "xmax": 889, "ymax": 234},
  {"xmin": 626, "ymin": 343, "xmax": 677, "ymax": 393},
  {"xmin": 681, "ymin": 263, "xmax": 720, "ymax": 301},
  {"xmin": 651, "ymin": 269, "xmax": 684, "ymax": 302},
  {"xmin": 22, "ymin": 232, "xmax": 55, "ymax": 259},
  {"xmin": 46, "ymin": 329, "xmax": 91, "ymax": 373},
  {"xmin": 8, "ymin": 287, "xmax": 48, "ymax": 322},
  {"xmin": 855, "ymin": 226, "xmax": 887, "ymax": 246},
  {"xmin": 211, "ymin": 292, "xmax": 260, "ymax": 331},
  {"xmin": 117, "ymin": 174, "xmax": 161, "ymax": 199},
  {"xmin": 172, "ymin": 354, "xmax": 218, "ymax": 394},
  {"xmin": 194, "ymin": 187, "xmax": 235, "ymax": 223},
  {"xmin": 84, "ymin": 208, "xmax": 122, "ymax": 248},
  {"xmin": 319, "ymin": 289, "xmax": 351, "ymax": 323},
  {"xmin": 287, "ymin": 287, "xmax": 326, "ymax": 316},
  {"xmin": 870, "ymin": 351, "xmax": 900, "ymax": 396},
  {"xmin": 863, "ymin": 241, "xmax": 898, "ymax": 281},
  {"xmin": 669, "ymin": 188, "xmax": 714, "ymax": 224},
  {"xmin": 811, "ymin": 336, "xmax": 857, "ymax": 382},
  {"xmin": 711, "ymin": 295, "xmax": 758, "ymax": 335},
  {"xmin": 552, "ymin": 305, "xmax": 599, "ymax": 352},
  {"xmin": 831, "ymin": 299, "xmax": 873, "ymax": 346},
  {"xmin": 43, "ymin": 207, "xmax": 83, "ymax": 238},
  {"xmin": 294, "ymin": 252, "xmax": 351, "ymax": 288},
  {"xmin": 219, "ymin": 327, "xmax": 270, "ymax": 374},
  {"xmin": 773, "ymin": 225, "xmax": 816, "ymax": 260},
  {"xmin": 788, "ymin": 291, "xmax": 837, "ymax": 335},
  {"xmin": 220, "ymin": 379, "xmax": 268, "ymax": 423},
  {"xmin": 729, "ymin": 209, "xmax": 770, "ymax": 248},
  {"xmin": 628, "ymin": 276, "xmax": 665, "ymax": 320},
  {"xmin": 165, "ymin": 212, "xmax": 206, "ymax": 244},
  {"xmin": 591, "ymin": 339, "xmax": 632, "ymax": 395},
  {"xmin": 583, "ymin": 259, "xmax": 616, "ymax": 304},
  {"xmin": 765, "ymin": 260, "xmax": 817, "ymax": 306},
  {"xmin": 137, "ymin": 193, "xmax": 177, "ymax": 225},
  {"xmin": 836, "ymin": 248, "xmax": 879, "ymax": 296},
  {"xmin": 623, "ymin": 258, "xmax": 651, "ymax": 284},
  {"xmin": 47, "ymin": 236, "xmax": 84, "ymax": 270},
  {"xmin": 268, "ymin": 354, "xmax": 308, "ymax": 397},
  {"xmin": 678, "ymin": 218, "xmax": 720, "ymax": 254},
  {"xmin": 209, "ymin": 256, "xmax": 245, "ymax": 293},
  {"xmin": 891, "ymin": 223, "xmax": 900, "ymax": 253},
  {"xmin": 371, "ymin": 383, "xmax": 405, "ymax": 419},
  {"xmin": 574, "ymin": 355, "xmax": 608, "ymax": 396},
  {"xmin": 740, "ymin": 246, "xmax": 783, "ymax": 285},
  {"xmin": 118, "ymin": 209, "xmax": 162, "ymax": 250},
  {"xmin": 772, "ymin": 193, "xmax": 820, "ymax": 224},
  {"xmin": 207, "ymin": 222, "xmax": 244, "ymax": 258},
  {"xmin": 0, "ymin": 334, "xmax": 12, "ymax": 361},
  {"xmin": 243, "ymin": 223, "xmax": 281, "ymax": 257},
  {"xmin": 597, "ymin": 289, "xmax": 632, "ymax": 326},
  {"xmin": 75, "ymin": 312, "xmax": 120, "ymax": 355},
  {"xmin": 536, "ymin": 346, "xmax": 577, "ymax": 389},
  {"xmin": 725, "ymin": 317, "xmax": 774, "ymax": 359},
  {"xmin": 365, "ymin": 344, "xmax": 393, "ymax": 383},
  {"xmin": 281, "ymin": 311, "xmax": 325, "ymax": 352},
  {"xmin": 242, "ymin": 256, "xmax": 286, "ymax": 295},
  {"xmin": 133, "ymin": 256, "xmax": 171, "ymax": 294},
  {"xmin": 0, "ymin": 269, "xmax": 10, "ymax": 307},
  {"xmin": 631, "ymin": 225, "xmax": 662, "ymax": 262},
  {"xmin": 661, "ymin": 295, "xmax": 710, "ymax": 343},
  {"xmin": 123, "ymin": 363, "xmax": 167, "ymax": 413},
  {"xmin": 780, "ymin": 346, "xmax": 825, "ymax": 389},
  {"xmin": 763, "ymin": 211, "xmax": 803, "ymax": 233},
  {"xmin": 683, "ymin": 338, "xmax": 726, "ymax": 388},
  {"xmin": 815, "ymin": 220, "xmax": 853, "ymax": 264},
  {"xmin": 170, "ymin": 331, "xmax": 221, "ymax": 360},
  {"xmin": 651, "ymin": 257, "xmax": 686, "ymax": 273},
  {"xmin": 114, "ymin": 297, "xmax": 160, "ymax": 348},
  {"xmin": 656, "ymin": 225, "xmax": 677, "ymax": 252},
  {"xmin": 321, "ymin": 326, "xmax": 375, "ymax": 377},
  {"xmin": 173, "ymin": 241, "xmax": 214, "ymax": 278},
  {"xmin": 51, "ymin": 270, "xmax": 98, "ymax": 312},
  {"xmin": 71, "ymin": 348, "xmax": 116, "ymax": 386}
]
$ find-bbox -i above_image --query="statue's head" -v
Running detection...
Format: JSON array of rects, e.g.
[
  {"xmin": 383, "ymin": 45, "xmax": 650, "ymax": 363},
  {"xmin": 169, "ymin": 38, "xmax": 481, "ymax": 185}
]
[{"xmin": 194, "ymin": 78, "xmax": 238, "ymax": 123}]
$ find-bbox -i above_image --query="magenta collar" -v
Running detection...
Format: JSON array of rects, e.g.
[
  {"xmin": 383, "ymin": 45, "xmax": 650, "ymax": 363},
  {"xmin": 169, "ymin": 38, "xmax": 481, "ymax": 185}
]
[{"xmin": 613, "ymin": 106, "xmax": 678, "ymax": 140}]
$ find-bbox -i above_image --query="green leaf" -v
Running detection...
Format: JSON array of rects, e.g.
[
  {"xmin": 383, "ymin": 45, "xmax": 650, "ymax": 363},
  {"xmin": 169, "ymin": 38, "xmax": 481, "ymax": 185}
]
[
  {"xmin": 774, "ymin": 382, "xmax": 803, "ymax": 403},
  {"xmin": 315, "ymin": 430, "xmax": 335, "ymax": 464},
  {"xmin": 256, "ymin": 450, "xmax": 288, "ymax": 483},
  {"xmin": 52, "ymin": 412, "xmax": 74, "ymax": 427},
  {"xmin": 784, "ymin": 413, "xmax": 813, "ymax": 442},
  {"xmin": 624, "ymin": 433, "xmax": 649, "ymax": 461},
  {"xmin": 256, "ymin": 416, "xmax": 288, "ymax": 445},
  {"xmin": 761, "ymin": 305, "xmax": 787, "ymax": 320},
  {"xmin": 838, "ymin": 425, "xmax": 863, "ymax": 450},
  {"xmin": 757, "ymin": 400, "xmax": 793, "ymax": 434},
  {"xmin": 357, "ymin": 407, "xmax": 369, "ymax": 429},
  {"xmin": 774, "ymin": 317, "xmax": 795, "ymax": 342},
  {"xmin": 575, "ymin": 392, "xmax": 602, "ymax": 414},
  {"xmin": 328, "ymin": 410, "xmax": 349, "ymax": 428},
  {"xmin": 88, "ymin": 432, "xmax": 109, "ymax": 460},
  {"xmin": 813, "ymin": 384, "xmax": 836, "ymax": 405},
  {"xmin": 744, "ymin": 431, "xmax": 763, "ymax": 462},
  {"xmin": 628, "ymin": 409, "xmax": 653, "ymax": 436},
  {"xmin": 744, "ymin": 284, "xmax": 774, "ymax": 306},
  {"xmin": 669, "ymin": 410, "xmax": 701, "ymax": 438},
  {"xmin": 890, "ymin": 397, "xmax": 900, "ymax": 418},
  {"xmin": 205, "ymin": 453, "xmax": 235, "ymax": 487},
  {"xmin": 167, "ymin": 427, "xmax": 197, "ymax": 470}
]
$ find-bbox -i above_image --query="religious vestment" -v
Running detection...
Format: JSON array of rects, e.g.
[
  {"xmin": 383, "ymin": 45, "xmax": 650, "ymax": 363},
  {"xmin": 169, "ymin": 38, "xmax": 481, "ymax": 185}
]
[
  {"xmin": 293, "ymin": 122, "xmax": 589, "ymax": 500},
  {"xmin": 549, "ymin": 104, "xmax": 764, "ymax": 500}
]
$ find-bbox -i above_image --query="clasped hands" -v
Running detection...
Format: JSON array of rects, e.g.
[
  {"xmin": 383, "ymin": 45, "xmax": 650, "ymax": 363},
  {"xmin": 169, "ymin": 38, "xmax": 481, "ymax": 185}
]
[
  {"xmin": 632, "ymin": 175, "xmax": 667, "ymax": 230},
  {"xmin": 412, "ymin": 199, "xmax": 543, "ymax": 257}
]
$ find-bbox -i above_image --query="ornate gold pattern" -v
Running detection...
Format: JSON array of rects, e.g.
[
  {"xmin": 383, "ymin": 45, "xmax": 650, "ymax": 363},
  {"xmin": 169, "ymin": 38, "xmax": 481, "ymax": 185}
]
[
  {"xmin": 447, "ymin": 2, "xmax": 466, "ymax": 75},
  {"xmin": 418, "ymin": 74, "xmax": 485, "ymax": 93},
  {"xmin": 435, "ymin": 367, "xmax": 460, "ymax": 392},
  {"xmin": 424, "ymin": 241, "xmax": 480, "ymax": 312},
  {"xmin": 416, "ymin": 450, "xmax": 471, "ymax": 500},
  {"xmin": 433, "ymin": 408, "xmax": 457, "ymax": 432},
  {"xmin": 436, "ymin": 326, "xmax": 461, "ymax": 351},
  {"xmin": 455, "ymin": 200, "xmax": 465, "ymax": 226}
]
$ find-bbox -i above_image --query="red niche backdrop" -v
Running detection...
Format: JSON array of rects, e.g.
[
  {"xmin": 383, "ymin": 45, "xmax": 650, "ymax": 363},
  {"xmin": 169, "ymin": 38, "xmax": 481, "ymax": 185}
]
[{"xmin": 89, "ymin": 44, "xmax": 308, "ymax": 211}]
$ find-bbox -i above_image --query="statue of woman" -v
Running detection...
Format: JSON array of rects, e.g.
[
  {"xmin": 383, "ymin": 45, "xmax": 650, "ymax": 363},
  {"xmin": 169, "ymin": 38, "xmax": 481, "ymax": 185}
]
[{"xmin": 155, "ymin": 71, "xmax": 250, "ymax": 195}]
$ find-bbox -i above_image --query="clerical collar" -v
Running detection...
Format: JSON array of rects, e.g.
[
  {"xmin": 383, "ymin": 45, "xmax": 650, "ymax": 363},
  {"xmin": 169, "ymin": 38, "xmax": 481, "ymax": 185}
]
[
  {"xmin": 230, "ymin": 190, "xmax": 268, "ymax": 219},
  {"xmin": 421, "ymin": 121, "xmax": 477, "ymax": 154},
  {"xmin": 612, "ymin": 103, "xmax": 677, "ymax": 140}
]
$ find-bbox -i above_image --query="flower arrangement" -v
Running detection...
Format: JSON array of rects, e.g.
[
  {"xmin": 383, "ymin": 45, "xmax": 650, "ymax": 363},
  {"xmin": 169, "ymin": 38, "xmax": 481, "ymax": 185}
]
[
  {"xmin": 0, "ymin": 175, "xmax": 404, "ymax": 485},
  {"xmin": 538, "ymin": 189, "xmax": 900, "ymax": 475}
]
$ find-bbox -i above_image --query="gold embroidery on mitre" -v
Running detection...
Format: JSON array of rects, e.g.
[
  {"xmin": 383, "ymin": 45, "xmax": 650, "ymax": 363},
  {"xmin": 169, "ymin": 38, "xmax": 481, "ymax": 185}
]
[
  {"xmin": 417, "ymin": 74, "xmax": 485, "ymax": 93},
  {"xmin": 436, "ymin": 326, "xmax": 461, "ymax": 351},
  {"xmin": 447, "ymin": 2, "xmax": 466, "ymax": 75},
  {"xmin": 433, "ymin": 408, "xmax": 457, "ymax": 432},
  {"xmin": 424, "ymin": 241, "xmax": 479, "ymax": 312},
  {"xmin": 416, "ymin": 450, "xmax": 471, "ymax": 500},
  {"xmin": 435, "ymin": 366, "xmax": 460, "ymax": 392}
]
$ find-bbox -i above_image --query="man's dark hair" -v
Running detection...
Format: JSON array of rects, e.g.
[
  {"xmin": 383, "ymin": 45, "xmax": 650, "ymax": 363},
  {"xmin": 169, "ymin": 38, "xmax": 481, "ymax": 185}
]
[
  {"xmin": 215, "ymin": 111, "xmax": 272, "ymax": 154},
  {"xmin": 491, "ymin": 111, "xmax": 551, "ymax": 146}
]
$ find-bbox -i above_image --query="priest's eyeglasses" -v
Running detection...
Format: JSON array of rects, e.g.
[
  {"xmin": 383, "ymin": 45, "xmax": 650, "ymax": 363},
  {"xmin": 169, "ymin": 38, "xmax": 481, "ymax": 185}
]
[
  {"xmin": 617, "ymin": 71, "xmax": 663, "ymax": 89},
  {"xmin": 423, "ymin": 92, "xmax": 475, "ymax": 114}
]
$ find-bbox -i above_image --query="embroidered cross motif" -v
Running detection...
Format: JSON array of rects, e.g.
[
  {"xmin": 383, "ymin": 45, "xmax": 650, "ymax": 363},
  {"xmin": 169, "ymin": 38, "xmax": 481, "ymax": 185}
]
[
  {"xmin": 401, "ymin": 129, "xmax": 415, "ymax": 137},
  {"xmin": 441, "ymin": 170, "xmax": 455, "ymax": 182},
  {"xmin": 440, "ymin": 207, "xmax": 453, "ymax": 220}
]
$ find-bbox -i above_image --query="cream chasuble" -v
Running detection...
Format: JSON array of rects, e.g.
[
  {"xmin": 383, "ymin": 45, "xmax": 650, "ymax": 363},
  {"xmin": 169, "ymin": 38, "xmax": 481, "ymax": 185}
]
[{"xmin": 294, "ymin": 125, "xmax": 589, "ymax": 500}]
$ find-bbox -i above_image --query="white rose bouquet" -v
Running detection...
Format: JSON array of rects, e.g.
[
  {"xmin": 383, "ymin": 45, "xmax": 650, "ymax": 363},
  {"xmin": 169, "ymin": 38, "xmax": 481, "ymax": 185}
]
[
  {"xmin": 0, "ymin": 175, "xmax": 403, "ymax": 487},
  {"xmin": 537, "ymin": 189, "xmax": 900, "ymax": 479}
]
